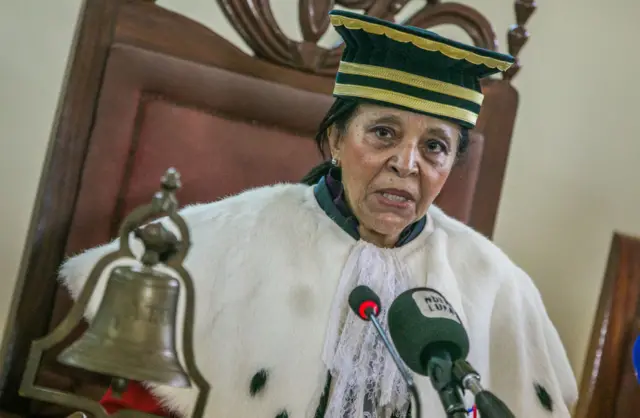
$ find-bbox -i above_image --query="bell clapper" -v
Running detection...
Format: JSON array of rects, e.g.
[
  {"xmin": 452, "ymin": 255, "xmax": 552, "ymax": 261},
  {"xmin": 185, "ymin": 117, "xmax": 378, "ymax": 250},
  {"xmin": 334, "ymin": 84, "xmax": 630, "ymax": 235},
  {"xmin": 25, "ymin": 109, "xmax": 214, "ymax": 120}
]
[{"xmin": 110, "ymin": 377, "xmax": 129, "ymax": 399}]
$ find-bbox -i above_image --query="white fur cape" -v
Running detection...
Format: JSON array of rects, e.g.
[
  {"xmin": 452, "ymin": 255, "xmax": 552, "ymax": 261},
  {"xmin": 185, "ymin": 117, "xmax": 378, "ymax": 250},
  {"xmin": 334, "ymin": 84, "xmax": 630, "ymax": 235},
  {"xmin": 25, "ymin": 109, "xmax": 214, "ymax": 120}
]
[{"xmin": 59, "ymin": 183, "xmax": 577, "ymax": 417}]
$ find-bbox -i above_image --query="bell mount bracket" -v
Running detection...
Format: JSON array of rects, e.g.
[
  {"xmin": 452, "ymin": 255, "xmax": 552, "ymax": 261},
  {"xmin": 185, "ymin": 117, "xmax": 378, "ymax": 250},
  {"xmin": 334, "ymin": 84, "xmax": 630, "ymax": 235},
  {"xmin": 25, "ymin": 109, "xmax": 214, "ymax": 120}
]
[{"xmin": 19, "ymin": 168, "xmax": 210, "ymax": 418}]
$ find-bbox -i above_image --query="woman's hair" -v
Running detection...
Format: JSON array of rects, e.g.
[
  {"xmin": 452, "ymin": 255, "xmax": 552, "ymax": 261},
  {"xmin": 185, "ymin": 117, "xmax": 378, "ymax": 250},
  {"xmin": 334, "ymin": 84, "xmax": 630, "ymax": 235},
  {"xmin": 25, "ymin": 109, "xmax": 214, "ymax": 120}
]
[{"xmin": 300, "ymin": 98, "xmax": 470, "ymax": 185}]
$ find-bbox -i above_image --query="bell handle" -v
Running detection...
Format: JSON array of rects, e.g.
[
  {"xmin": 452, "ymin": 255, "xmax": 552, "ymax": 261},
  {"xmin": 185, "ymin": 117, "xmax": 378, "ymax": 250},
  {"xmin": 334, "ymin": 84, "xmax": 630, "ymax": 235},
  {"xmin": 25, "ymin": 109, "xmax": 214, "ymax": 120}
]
[
  {"xmin": 116, "ymin": 201, "xmax": 191, "ymax": 267},
  {"xmin": 117, "ymin": 166, "xmax": 190, "ymax": 265},
  {"xmin": 165, "ymin": 211, "xmax": 190, "ymax": 266}
]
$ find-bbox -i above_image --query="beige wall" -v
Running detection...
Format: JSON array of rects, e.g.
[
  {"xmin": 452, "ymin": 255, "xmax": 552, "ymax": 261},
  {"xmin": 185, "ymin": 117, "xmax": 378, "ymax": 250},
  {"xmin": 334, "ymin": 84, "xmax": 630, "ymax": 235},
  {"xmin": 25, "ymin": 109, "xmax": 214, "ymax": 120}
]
[{"xmin": 2, "ymin": 0, "xmax": 640, "ymax": 385}]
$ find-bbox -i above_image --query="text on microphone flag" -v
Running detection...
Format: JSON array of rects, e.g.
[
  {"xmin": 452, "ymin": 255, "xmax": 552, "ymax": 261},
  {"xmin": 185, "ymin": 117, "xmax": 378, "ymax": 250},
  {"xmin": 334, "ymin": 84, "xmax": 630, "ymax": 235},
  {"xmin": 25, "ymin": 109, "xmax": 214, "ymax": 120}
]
[{"xmin": 412, "ymin": 289, "xmax": 460, "ymax": 323}]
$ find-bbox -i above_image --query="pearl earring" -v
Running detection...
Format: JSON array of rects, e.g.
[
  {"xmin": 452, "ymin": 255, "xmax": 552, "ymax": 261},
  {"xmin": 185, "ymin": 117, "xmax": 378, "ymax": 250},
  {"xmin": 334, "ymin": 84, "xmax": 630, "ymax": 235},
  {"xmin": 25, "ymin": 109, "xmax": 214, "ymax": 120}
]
[{"xmin": 331, "ymin": 157, "xmax": 338, "ymax": 166}]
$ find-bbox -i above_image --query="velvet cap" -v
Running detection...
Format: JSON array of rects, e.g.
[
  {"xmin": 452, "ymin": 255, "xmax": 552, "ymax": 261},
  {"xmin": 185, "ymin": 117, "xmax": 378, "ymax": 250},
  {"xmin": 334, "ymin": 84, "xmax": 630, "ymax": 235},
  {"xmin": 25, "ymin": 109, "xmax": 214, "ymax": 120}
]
[{"xmin": 330, "ymin": 10, "xmax": 515, "ymax": 128}]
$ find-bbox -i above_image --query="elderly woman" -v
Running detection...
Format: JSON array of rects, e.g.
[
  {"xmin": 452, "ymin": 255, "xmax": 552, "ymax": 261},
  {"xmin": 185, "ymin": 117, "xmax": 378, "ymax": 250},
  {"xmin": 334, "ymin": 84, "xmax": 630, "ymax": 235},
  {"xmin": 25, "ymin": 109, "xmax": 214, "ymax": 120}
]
[{"xmin": 60, "ymin": 9, "xmax": 577, "ymax": 418}]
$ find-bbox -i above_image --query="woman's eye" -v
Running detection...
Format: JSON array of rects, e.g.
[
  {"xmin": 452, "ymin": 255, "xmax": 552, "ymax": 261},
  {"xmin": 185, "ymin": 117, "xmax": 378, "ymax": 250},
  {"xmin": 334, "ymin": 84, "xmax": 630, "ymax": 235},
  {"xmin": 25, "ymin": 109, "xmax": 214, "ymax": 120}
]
[
  {"xmin": 425, "ymin": 139, "xmax": 449, "ymax": 154},
  {"xmin": 374, "ymin": 127, "xmax": 394, "ymax": 140}
]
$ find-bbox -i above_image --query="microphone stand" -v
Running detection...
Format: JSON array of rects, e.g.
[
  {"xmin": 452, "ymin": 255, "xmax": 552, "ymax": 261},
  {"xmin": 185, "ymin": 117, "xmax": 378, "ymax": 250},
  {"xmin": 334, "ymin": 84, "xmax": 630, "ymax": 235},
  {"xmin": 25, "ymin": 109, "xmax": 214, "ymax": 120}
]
[
  {"xmin": 423, "ymin": 349, "xmax": 468, "ymax": 418},
  {"xmin": 366, "ymin": 308, "xmax": 422, "ymax": 418},
  {"xmin": 453, "ymin": 360, "xmax": 515, "ymax": 418}
]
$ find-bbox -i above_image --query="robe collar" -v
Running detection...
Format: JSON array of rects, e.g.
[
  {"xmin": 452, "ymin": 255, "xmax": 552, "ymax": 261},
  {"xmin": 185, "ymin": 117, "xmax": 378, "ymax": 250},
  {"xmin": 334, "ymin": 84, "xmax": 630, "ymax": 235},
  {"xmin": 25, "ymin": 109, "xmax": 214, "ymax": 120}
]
[{"xmin": 314, "ymin": 168, "xmax": 426, "ymax": 247}]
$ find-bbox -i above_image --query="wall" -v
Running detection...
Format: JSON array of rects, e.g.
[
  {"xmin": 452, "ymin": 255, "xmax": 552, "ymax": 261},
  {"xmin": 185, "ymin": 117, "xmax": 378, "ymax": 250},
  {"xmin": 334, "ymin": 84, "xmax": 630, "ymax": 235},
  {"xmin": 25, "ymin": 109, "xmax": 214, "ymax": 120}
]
[{"xmin": 1, "ymin": 0, "xmax": 639, "ymax": 386}]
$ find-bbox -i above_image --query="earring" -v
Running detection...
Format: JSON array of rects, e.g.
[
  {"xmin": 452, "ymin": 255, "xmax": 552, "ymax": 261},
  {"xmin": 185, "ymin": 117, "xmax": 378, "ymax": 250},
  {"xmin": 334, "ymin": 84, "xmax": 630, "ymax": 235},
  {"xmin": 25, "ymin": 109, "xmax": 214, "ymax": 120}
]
[{"xmin": 331, "ymin": 157, "xmax": 338, "ymax": 166}]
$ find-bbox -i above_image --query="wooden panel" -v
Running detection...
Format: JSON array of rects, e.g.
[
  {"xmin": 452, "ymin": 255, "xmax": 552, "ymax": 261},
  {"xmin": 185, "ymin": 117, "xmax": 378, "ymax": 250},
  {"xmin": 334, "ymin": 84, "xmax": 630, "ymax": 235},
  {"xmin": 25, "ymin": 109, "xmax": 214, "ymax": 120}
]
[
  {"xmin": 64, "ymin": 43, "xmax": 329, "ymax": 254},
  {"xmin": 469, "ymin": 79, "xmax": 519, "ymax": 238},
  {"xmin": 435, "ymin": 131, "xmax": 484, "ymax": 224},
  {"xmin": 575, "ymin": 232, "xmax": 640, "ymax": 418}
]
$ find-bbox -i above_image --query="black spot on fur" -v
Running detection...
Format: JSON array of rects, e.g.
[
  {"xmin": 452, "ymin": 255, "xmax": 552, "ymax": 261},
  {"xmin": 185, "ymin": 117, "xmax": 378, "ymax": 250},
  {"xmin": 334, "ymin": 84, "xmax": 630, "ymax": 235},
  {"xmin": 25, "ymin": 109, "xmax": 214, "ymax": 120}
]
[
  {"xmin": 275, "ymin": 411, "xmax": 288, "ymax": 418},
  {"xmin": 249, "ymin": 369, "xmax": 268, "ymax": 396},
  {"xmin": 314, "ymin": 372, "xmax": 332, "ymax": 418},
  {"xmin": 534, "ymin": 382, "xmax": 553, "ymax": 412}
]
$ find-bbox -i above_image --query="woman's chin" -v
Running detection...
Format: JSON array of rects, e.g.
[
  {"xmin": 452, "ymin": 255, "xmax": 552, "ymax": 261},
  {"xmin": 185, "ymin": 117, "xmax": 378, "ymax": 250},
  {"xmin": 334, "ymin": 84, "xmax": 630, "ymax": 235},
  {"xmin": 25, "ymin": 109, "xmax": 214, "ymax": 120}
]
[{"xmin": 366, "ymin": 214, "xmax": 413, "ymax": 237}]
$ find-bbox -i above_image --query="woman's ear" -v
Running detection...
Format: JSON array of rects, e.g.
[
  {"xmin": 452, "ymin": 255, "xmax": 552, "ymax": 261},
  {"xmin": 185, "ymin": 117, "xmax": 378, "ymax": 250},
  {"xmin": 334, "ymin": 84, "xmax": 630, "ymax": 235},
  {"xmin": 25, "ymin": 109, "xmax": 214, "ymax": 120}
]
[{"xmin": 327, "ymin": 125, "xmax": 341, "ymax": 162}]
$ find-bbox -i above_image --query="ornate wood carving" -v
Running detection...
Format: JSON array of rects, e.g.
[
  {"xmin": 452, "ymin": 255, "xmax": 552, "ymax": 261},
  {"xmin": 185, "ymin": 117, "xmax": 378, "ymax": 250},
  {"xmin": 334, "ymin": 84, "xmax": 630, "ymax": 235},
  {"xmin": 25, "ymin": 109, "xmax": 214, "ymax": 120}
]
[
  {"xmin": 504, "ymin": 0, "xmax": 537, "ymax": 80},
  {"xmin": 121, "ymin": 0, "xmax": 536, "ymax": 80},
  {"xmin": 404, "ymin": 3, "xmax": 497, "ymax": 50},
  {"xmin": 216, "ymin": 0, "xmax": 533, "ymax": 77}
]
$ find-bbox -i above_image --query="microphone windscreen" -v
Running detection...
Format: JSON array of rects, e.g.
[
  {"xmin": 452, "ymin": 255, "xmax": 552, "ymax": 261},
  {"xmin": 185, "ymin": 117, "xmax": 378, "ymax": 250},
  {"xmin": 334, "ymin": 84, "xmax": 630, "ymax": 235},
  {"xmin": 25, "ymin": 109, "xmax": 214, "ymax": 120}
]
[
  {"xmin": 348, "ymin": 285, "xmax": 381, "ymax": 320},
  {"xmin": 633, "ymin": 335, "xmax": 640, "ymax": 383},
  {"xmin": 388, "ymin": 287, "xmax": 470, "ymax": 375}
]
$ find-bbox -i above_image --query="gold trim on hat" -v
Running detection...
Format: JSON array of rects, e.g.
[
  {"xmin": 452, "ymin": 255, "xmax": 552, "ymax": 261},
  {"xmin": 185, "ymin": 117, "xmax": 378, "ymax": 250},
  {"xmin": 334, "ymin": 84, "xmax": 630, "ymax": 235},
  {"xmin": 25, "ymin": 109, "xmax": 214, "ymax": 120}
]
[
  {"xmin": 333, "ymin": 83, "xmax": 478, "ymax": 126},
  {"xmin": 338, "ymin": 61, "xmax": 484, "ymax": 106},
  {"xmin": 330, "ymin": 14, "xmax": 513, "ymax": 72}
]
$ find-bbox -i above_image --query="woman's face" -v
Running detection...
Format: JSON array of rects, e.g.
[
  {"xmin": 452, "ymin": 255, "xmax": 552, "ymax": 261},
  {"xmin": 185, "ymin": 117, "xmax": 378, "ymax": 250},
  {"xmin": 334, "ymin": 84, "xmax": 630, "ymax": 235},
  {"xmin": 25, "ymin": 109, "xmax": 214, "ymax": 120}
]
[{"xmin": 329, "ymin": 103, "xmax": 461, "ymax": 247}]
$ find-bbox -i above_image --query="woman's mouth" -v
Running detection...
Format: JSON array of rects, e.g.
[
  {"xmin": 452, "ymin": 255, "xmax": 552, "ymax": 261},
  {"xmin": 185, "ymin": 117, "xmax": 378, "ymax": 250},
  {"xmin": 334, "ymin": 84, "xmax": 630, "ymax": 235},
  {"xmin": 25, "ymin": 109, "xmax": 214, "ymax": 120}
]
[
  {"xmin": 375, "ymin": 188, "xmax": 415, "ymax": 210},
  {"xmin": 381, "ymin": 192, "xmax": 409, "ymax": 202}
]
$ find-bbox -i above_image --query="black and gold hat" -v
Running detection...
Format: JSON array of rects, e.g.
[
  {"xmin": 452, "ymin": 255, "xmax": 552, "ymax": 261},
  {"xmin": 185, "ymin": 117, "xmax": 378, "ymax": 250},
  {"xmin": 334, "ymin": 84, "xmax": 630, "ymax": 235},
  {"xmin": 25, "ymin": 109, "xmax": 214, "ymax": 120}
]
[{"xmin": 330, "ymin": 10, "xmax": 515, "ymax": 129}]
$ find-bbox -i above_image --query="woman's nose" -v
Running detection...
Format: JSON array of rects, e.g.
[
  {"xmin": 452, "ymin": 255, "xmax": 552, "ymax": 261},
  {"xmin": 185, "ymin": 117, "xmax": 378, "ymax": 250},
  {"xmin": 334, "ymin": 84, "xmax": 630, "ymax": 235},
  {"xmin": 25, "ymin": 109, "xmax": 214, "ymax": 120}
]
[{"xmin": 389, "ymin": 145, "xmax": 419, "ymax": 177}]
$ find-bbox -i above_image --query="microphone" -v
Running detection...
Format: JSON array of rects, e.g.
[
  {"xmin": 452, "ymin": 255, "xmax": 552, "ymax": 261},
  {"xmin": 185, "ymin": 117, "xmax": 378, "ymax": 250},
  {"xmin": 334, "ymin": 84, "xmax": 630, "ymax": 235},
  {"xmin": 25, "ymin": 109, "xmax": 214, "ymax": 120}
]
[
  {"xmin": 633, "ymin": 335, "xmax": 640, "ymax": 383},
  {"xmin": 347, "ymin": 285, "xmax": 422, "ymax": 418},
  {"xmin": 388, "ymin": 287, "xmax": 515, "ymax": 418},
  {"xmin": 388, "ymin": 287, "xmax": 468, "ymax": 418}
]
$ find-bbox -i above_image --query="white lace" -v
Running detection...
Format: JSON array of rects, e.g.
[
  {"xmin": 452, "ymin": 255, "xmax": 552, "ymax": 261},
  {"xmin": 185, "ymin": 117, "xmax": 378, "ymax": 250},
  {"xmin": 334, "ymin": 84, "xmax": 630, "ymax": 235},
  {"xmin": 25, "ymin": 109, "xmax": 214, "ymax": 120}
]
[{"xmin": 322, "ymin": 241, "xmax": 414, "ymax": 418}]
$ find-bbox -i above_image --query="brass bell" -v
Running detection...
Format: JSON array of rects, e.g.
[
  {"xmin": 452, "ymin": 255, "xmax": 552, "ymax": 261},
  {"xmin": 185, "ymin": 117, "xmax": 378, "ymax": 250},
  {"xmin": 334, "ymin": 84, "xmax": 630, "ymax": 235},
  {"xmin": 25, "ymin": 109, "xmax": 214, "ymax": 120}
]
[
  {"xmin": 57, "ymin": 263, "xmax": 190, "ymax": 387},
  {"xmin": 22, "ymin": 170, "xmax": 209, "ymax": 418}
]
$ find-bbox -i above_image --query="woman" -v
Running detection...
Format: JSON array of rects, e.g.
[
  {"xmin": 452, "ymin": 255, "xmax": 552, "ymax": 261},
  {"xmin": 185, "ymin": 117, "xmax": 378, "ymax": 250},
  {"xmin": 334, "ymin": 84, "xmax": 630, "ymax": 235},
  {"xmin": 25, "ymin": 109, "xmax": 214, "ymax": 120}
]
[{"xmin": 61, "ymin": 10, "xmax": 577, "ymax": 418}]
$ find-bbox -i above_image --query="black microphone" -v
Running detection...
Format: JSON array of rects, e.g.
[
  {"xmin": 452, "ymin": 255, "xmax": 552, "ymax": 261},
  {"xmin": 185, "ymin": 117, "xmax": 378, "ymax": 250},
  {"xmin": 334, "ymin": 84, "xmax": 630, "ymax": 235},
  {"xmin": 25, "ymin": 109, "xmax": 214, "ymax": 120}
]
[
  {"xmin": 348, "ymin": 285, "xmax": 422, "ymax": 417},
  {"xmin": 388, "ymin": 287, "xmax": 515, "ymax": 418},
  {"xmin": 388, "ymin": 287, "xmax": 468, "ymax": 418}
]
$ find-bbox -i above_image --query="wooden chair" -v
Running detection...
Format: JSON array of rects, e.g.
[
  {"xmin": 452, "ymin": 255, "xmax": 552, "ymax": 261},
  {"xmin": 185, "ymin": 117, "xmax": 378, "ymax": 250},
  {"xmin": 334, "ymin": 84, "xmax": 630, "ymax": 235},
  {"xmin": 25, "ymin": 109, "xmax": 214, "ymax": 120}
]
[
  {"xmin": 574, "ymin": 232, "xmax": 640, "ymax": 418},
  {"xmin": 0, "ymin": 0, "xmax": 535, "ymax": 416}
]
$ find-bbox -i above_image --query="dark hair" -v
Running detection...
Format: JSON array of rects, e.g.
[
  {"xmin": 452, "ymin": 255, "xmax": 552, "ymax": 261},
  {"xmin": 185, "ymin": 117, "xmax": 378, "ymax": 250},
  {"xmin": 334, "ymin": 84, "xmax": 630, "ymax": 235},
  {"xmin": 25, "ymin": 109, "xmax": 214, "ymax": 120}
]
[{"xmin": 300, "ymin": 98, "xmax": 470, "ymax": 185}]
